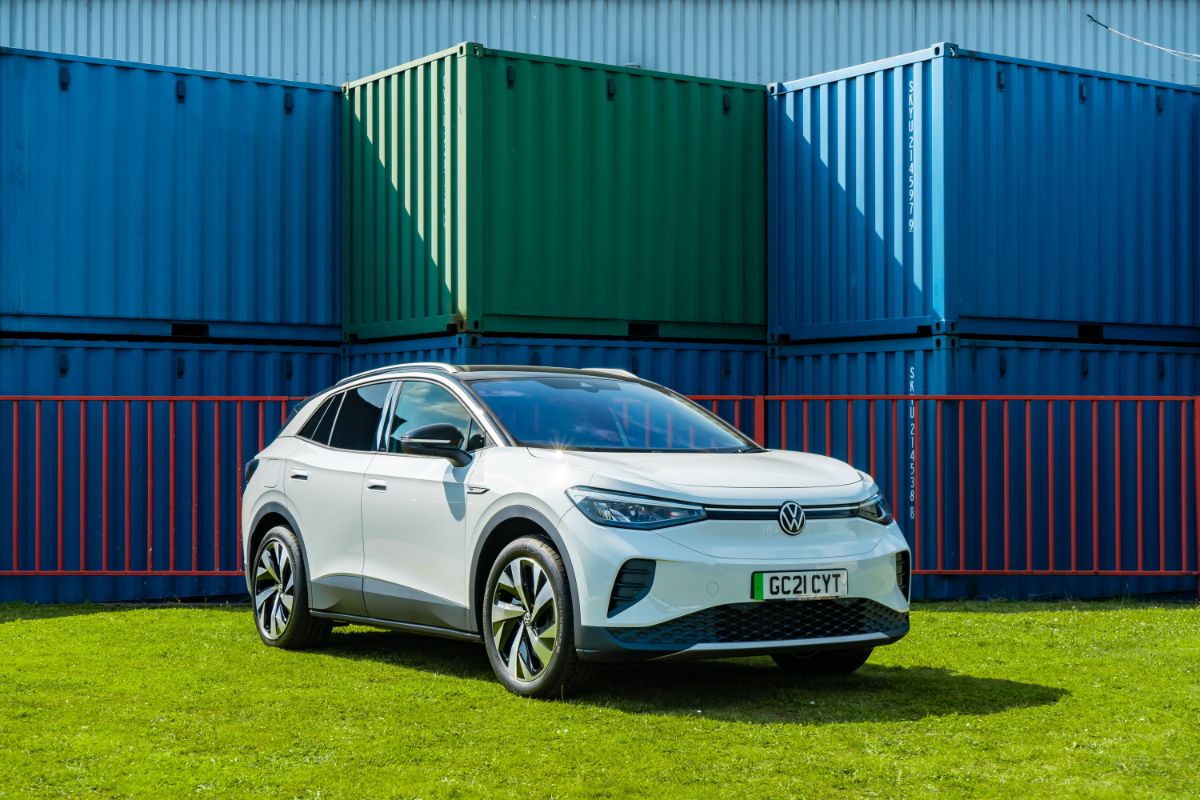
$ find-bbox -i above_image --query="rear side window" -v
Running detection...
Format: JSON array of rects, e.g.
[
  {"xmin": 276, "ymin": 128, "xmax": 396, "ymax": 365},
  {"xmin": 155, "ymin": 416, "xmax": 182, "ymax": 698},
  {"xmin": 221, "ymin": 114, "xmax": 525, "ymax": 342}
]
[
  {"xmin": 329, "ymin": 383, "xmax": 393, "ymax": 451},
  {"xmin": 298, "ymin": 394, "xmax": 341, "ymax": 445}
]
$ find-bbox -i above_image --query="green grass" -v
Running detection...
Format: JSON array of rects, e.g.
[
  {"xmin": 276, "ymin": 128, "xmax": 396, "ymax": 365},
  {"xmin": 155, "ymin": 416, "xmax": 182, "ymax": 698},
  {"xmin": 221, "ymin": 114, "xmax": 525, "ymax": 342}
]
[{"xmin": 0, "ymin": 601, "xmax": 1198, "ymax": 799}]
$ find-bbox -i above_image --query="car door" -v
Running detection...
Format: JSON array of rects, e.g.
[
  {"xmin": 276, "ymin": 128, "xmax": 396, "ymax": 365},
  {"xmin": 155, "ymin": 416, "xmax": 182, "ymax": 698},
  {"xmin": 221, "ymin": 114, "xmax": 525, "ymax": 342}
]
[
  {"xmin": 284, "ymin": 381, "xmax": 392, "ymax": 616},
  {"xmin": 360, "ymin": 378, "xmax": 492, "ymax": 630}
]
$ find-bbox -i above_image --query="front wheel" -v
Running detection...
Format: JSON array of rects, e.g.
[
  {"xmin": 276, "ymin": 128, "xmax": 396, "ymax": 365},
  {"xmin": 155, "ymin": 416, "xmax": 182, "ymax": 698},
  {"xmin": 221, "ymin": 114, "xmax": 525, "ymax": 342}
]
[
  {"xmin": 251, "ymin": 525, "xmax": 331, "ymax": 650},
  {"xmin": 772, "ymin": 647, "xmax": 873, "ymax": 675},
  {"xmin": 482, "ymin": 536, "xmax": 591, "ymax": 698}
]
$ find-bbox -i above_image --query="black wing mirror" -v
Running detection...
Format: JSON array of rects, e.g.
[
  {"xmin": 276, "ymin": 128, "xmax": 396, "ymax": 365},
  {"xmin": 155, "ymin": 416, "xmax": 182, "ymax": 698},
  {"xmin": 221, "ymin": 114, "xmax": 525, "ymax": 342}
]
[{"xmin": 399, "ymin": 423, "xmax": 471, "ymax": 467}]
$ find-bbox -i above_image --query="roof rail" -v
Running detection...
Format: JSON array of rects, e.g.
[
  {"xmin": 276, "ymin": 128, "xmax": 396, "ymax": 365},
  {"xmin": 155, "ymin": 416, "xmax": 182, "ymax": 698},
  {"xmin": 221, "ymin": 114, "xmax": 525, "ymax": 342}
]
[
  {"xmin": 584, "ymin": 367, "xmax": 639, "ymax": 379},
  {"xmin": 334, "ymin": 362, "xmax": 458, "ymax": 387}
]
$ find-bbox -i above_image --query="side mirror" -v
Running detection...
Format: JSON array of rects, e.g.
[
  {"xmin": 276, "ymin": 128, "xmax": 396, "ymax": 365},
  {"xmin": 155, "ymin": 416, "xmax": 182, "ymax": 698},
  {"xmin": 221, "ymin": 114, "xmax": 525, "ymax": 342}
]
[{"xmin": 399, "ymin": 423, "xmax": 471, "ymax": 467}]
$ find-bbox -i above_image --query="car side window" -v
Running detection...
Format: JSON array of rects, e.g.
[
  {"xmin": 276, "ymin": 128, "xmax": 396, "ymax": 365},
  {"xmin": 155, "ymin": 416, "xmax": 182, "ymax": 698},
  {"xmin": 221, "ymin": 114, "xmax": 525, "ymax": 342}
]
[
  {"xmin": 384, "ymin": 381, "xmax": 478, "ymax": 454},
  {"xmin": 299, "ymin": 393, "xmax": 341, "ymax": 445},
  {"xmin": 465, "ymin": 418, "xmax": 491, "ymax": 452},
  {"xmin": 328, "ymin": 382, "xmax": 392, "ymax": 451}
]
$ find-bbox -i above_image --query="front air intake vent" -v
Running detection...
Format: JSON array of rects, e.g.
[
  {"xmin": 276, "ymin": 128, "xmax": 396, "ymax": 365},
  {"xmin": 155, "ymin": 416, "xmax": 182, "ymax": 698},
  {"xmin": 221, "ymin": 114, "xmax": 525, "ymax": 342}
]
[
  {"xmin": 608, "ymin": 559, "xmax": 656, "ymax": 617},
  {"xmin": 896, "ymin": 551, "xmax": 911, "ymax": 601}
]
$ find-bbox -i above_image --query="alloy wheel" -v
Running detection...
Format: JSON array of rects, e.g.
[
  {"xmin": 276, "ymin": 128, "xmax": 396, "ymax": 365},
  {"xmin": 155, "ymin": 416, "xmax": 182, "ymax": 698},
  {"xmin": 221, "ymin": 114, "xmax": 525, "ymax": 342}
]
[
  {"xmin": 254, "ymin": 540, "xmax": 295, "ymax": 639},
  {"xmin": 490, "ymin": 556, "xmax": 559, "ymax": 681}
]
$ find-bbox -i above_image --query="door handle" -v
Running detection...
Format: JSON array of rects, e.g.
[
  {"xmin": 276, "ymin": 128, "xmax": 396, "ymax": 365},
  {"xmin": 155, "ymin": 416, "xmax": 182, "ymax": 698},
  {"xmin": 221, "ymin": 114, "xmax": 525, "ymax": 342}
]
[
  {"xmin": 289, "ymin": 469, "xmax": 309, "ymax": 481},
  {"xmin": 366, "ymin": 479, "xmax": 388, "ymax": 492}
]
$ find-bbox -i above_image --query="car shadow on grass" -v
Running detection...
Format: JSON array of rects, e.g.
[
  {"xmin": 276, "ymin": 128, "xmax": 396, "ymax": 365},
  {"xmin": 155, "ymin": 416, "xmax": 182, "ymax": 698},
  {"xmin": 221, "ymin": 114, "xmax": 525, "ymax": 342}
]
[
  {"xmin": 323, "ymin": 628, "xmax": 496, "ymax": 682},
  {"xmin": 321, "ymin": 628, "xmax": 1067, "ymax": 724},
  {"xmin": 580, "ymin": 660, "xmax": 1068, "ymax": 724}
]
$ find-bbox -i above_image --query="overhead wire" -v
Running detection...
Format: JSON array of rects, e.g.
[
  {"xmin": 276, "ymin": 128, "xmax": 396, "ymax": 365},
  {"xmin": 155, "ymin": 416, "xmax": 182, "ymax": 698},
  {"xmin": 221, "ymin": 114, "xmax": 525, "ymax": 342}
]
[{"xmin": 1086, "ymin": 13, "xmax": 1200, "ymax": 62}]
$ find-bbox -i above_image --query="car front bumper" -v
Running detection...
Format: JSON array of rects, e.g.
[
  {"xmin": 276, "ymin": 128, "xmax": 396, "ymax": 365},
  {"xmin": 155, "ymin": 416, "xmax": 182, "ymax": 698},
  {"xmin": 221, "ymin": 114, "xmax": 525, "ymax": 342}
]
[{"xmin": 557, "ymin": 508, "xmax": 911, "ymax": 662}]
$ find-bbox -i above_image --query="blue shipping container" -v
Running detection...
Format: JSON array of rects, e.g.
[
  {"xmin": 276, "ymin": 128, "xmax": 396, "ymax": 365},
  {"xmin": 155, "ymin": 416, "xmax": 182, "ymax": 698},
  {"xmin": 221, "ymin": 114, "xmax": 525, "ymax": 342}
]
[
  {"xmin": 0, "ymin": 49, "xmax": 341, "ymax": 341},
  {"xmin": 769, "ymin": 336, "xmax": 1200, "ymax": 599},
  {"xmin": 0, "ymin": 338, "xmax": 340, "ymax": 603},
  {"xmin": 1, "ymin": 337, "xmax": 340, "ymax": 396},
  {"xmin": 344, "ymin": 334, "xmax": 767, "ymax": 398},
  {"xmin": 767, "ymin": 44, "xmax": 1200, "ymax": 344}
]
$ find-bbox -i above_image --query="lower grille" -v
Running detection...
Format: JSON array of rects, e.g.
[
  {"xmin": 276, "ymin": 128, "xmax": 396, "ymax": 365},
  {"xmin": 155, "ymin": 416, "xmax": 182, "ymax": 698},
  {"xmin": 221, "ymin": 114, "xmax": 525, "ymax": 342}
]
[{"xmin": 608, "ymin": 598, "xmax": 908, "ymax": 646}]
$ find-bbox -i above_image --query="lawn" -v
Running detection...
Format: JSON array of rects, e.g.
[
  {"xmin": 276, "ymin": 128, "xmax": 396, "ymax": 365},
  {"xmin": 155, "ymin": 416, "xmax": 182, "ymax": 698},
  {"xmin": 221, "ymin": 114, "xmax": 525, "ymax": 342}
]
[{"xmin": 0, "ymin": 600, "xmax": 1197, "ymax": 799}]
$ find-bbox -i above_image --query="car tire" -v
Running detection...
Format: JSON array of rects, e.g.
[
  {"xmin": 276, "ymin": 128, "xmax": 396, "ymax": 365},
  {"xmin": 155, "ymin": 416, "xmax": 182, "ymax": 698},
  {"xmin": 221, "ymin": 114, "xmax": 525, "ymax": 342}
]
[
  {"xmin": 772, "ymin": 647, "xmax": 873, "ymax": 675},
  {"xmin": 482, "ymin": 536, "xmax": 592, "ymax": 699},
  {"xmin": 250, "ymin": 525, "xmax": 331, "ymax": 650}
]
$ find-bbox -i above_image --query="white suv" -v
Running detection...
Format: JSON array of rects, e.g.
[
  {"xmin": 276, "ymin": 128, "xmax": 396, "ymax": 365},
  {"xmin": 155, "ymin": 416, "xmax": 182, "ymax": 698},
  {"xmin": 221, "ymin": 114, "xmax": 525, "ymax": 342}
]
[{"xmin": 242, "ymin": 364, "xmax": 911, "ymax": 697}]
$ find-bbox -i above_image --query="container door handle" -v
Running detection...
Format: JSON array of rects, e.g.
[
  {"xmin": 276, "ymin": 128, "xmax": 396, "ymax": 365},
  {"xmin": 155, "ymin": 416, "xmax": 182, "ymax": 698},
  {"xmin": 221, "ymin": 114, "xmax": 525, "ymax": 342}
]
[
  {"xmin": 366, "ymin": 479, "xmax": 387, "ymax": 492},
  {"xmin": 289, "ymin": 469, "xmax": 309, "ymax": 481}
]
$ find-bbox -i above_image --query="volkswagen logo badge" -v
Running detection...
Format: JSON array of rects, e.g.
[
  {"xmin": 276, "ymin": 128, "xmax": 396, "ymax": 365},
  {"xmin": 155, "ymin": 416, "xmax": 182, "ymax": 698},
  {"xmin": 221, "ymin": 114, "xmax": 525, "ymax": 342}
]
[{"xmin": 778, "ymin": 501, "xmax": 806, "ymax": 535}]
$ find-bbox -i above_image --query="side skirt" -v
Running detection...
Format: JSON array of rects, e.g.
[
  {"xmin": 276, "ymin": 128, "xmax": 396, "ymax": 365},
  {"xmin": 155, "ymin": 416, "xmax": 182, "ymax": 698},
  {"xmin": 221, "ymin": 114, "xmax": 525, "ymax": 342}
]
[{"xmin": 309, "ymin": 610, "xmax": 482, "ymax": 643}]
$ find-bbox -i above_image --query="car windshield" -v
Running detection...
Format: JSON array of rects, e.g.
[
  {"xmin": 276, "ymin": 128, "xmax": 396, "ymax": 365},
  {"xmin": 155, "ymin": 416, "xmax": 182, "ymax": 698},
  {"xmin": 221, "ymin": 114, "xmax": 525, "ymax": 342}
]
[{"xmin": 468, "ymin": 376, "xmax": 757, "ymax": 452}]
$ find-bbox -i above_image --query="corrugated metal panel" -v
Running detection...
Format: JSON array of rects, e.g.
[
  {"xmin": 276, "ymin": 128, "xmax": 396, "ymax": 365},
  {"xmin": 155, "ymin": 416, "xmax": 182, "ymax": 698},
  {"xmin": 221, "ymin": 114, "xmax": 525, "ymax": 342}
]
[
  {"xmin": 768, "ymin": 336, "xmax": 1200, "ymax": 599},
  {"xmin": 343, "ymin": 334, "xmax": 767, "ymax": 397},
  {"xmin": 1, "ymin": 338, "xmax": 340, "ymax": 395},
  {"xmin": 2, "ymin": 1, "xmax": 1196, "ymax": 88},
  {"xmin": 0, "ymin": 338, "xmax": 339, "ymax": 603},
  {"xmin": 768, "ymin": 45, "xmax": 1200, "ymax": 343},
  {"xmin": 343, "ymin": 45, "xmax": 765, "ymax": 341},
  {"xmin": 769, "ymin": 336, "xmax": 1200, "ymax": 395},
  {"xmin": 0, "ymin": 49, "xmax": 341, "ymax": 340}
]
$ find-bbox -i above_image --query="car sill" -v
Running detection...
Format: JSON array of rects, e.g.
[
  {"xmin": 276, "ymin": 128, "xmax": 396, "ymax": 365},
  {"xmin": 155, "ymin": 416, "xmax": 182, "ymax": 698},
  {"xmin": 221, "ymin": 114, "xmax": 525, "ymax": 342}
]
[{"xmin": 309, "ymin": 611, "xmax": 482, "ymax": 643}]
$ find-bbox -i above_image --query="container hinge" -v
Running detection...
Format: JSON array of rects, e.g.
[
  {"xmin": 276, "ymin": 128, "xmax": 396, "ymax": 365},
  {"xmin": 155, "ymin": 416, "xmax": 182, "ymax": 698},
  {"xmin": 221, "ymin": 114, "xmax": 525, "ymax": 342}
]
[
  {"xmin": 1156, "ymin": 93, "xmax": 1164, "ymax": 114},
  {"xmin": 607, "ymin": 77, "xmax": 616, "ymax": 100},
  {"xmin": 996, "ymin": 70, "xmax": 1005, "ymax": 91},
  {"xmin": 722, "ymin": 93, "xmax": 731, "ymax": 114},
  {"xmin": 284, "ymin": 92, "xmax": 295, "ymax": 114},
  {"xmin": 1078, "ymin": 81, "xmax": 1088, "ymax": 103},
  {"xmin": 58, "ymin": 65, "xmax": 70, "ymax": 91},
  {"xmin": 506, "ymin": 64, "xmax": 516, "ymax": 88},
  {"xmin": 176, "ymin": 79, "xmax": 187, "ymax": 103}
]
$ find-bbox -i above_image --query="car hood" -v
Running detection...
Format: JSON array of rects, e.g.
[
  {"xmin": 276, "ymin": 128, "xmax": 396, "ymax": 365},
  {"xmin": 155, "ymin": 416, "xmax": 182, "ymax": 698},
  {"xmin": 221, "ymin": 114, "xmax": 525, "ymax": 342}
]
[{"xmin": 527, "ymin": 448, "xmax": 869, "ymax": 505}]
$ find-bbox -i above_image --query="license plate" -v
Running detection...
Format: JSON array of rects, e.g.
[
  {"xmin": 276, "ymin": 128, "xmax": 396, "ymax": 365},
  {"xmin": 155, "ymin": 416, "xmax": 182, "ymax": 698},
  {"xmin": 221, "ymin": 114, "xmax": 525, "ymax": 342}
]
[{"xmin": 752, "ymin": 569, "xmax": 849, "ymax": 601}]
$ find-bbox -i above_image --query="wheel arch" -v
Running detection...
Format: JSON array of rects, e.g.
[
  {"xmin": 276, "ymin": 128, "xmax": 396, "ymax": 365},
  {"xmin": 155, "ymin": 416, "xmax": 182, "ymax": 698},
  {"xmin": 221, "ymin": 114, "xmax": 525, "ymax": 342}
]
[
  {"xmin": 245, "ymin": 502, "xmax": 311, "ymax": 597},
  {"xmin": 469, "ymin": 505, "xmax": 581, "ymax": 641}
]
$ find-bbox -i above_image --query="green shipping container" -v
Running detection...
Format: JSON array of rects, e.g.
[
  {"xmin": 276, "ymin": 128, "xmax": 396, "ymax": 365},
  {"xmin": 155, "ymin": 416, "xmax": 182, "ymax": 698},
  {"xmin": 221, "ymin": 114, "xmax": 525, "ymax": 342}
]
[{"xmin": 342, "ymin": 43, "xmax": 766, "ymax": 342}]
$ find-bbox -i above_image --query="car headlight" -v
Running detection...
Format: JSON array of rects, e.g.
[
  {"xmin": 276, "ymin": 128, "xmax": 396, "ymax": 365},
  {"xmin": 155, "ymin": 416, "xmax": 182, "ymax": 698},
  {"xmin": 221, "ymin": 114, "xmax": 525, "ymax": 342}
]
[
  {"xmin": 566, "ymin": 487, "xmax": 706, "ymax": 530},
  {"xmin": 857, "ymin": 493, "xmax": 894, "ymax": 525}
]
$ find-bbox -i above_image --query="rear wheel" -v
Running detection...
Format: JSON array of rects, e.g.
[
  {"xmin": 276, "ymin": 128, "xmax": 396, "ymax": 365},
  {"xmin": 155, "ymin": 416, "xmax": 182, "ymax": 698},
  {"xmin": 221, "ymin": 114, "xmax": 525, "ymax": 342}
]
[
  {"xmin": 251, "ymin": 526, "xmax": 331, "ymax": 650},
  {"xmin": 772, "ymin": 647, "xmax": 873, "ymax": 675},
  {"xmin": 482, "ymin": 536, "xmax": 591, "ymax": 698}
]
